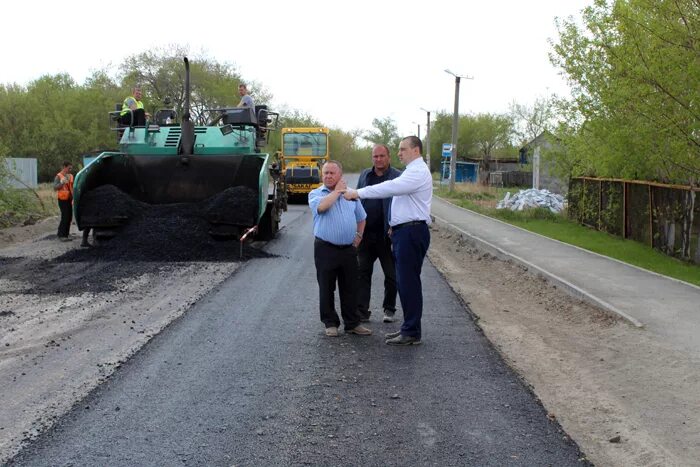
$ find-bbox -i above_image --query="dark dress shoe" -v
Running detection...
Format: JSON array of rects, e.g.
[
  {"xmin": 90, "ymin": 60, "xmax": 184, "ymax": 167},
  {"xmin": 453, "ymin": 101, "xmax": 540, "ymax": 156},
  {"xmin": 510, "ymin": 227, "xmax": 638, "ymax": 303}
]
[
  {"xmin": 384, "ymin": 330, "xmax": 401, "ymax": 340},
  {"xmin": 386, "ymin": 334, "xmax": 421, "ymax": 346}
]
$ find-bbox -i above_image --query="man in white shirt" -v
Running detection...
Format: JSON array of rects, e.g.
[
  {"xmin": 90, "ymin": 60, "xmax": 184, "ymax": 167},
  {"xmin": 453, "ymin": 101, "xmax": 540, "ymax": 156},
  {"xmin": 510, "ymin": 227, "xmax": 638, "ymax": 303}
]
[{"xmin": 344, "ymin": 136, "xmax": 432, "ymax": 345}]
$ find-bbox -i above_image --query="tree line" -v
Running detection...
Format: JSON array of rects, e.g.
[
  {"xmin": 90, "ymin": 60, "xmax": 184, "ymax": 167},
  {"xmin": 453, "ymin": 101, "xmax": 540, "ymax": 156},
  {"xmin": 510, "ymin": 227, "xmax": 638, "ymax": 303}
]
[
  {"xmin": 0, "ymin": 45, "xmax": 528, "ymax": 186},
  {"xmin": 4, "ymin": 0, "xmax": 696, "ymax": 192}
]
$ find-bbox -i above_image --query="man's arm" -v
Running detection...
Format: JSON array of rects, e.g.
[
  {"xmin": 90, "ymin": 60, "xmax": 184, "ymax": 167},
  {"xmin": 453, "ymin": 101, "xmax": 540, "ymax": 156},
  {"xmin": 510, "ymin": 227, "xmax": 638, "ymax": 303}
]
[
  {"xmin": 53, "ymin": 174, "xmax": 65, "ymax": 191},
  {"xmin": 317, "ymin": 179, "xmax": 347, "ymax": 213},
  {"xmin": 345, "ymin": 164, "xmax": 426, "ymax": 200},
  {"xmin": 125, "ymin": 97, "xmax": 138, "ymax": 111},
  {"xmin": 353, "ymin": 219, "xmax": 366, "ymax": 248}
]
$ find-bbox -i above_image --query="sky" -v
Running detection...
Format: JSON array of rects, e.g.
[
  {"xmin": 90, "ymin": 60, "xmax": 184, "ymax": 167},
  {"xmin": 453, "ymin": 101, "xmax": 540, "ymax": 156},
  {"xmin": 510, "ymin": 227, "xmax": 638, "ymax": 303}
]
[{"xmin": 2, "ymin": 0, "xmax": 590, "ymax": 138}]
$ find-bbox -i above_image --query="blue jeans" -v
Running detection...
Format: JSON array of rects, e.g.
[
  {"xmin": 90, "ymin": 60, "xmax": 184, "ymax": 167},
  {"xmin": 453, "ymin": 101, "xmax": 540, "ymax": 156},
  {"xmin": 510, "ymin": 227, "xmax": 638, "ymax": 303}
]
[{"xmin": 391, "ymin": 223, "xmax": 430, "ymax": 339}]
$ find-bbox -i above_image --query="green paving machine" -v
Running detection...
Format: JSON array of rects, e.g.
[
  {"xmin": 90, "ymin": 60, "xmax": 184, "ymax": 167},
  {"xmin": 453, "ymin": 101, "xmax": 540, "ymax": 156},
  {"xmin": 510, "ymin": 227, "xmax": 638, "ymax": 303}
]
[{"xmin": 73, "ymin": 57, "xmax": 286, "ymax": 246}]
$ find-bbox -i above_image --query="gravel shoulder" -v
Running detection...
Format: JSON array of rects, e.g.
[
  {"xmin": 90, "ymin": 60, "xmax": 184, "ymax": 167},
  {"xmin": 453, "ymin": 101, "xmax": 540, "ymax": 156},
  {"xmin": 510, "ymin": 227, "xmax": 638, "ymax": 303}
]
[
  {"xmin": 0, "ymin": 221, "xmax": 240, "ymax": 463},
  {"xmin": 428, "ymin": 221, "xmax": 700, "ymax": 467}
]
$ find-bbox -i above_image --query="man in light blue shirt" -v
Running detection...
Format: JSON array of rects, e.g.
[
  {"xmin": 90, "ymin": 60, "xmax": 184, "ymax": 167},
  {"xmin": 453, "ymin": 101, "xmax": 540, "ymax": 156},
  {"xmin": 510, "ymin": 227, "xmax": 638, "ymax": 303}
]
[
  {"xmin": 237, "ymin": 83, "xmax": 254, "ymax": 108},
  {"xmin": 344, "ymin": 136, "xmax": 432, "ymax": 345},
  {"xmin": 309, "ymin": 161, "xmax": 372, "ymax": 338}
]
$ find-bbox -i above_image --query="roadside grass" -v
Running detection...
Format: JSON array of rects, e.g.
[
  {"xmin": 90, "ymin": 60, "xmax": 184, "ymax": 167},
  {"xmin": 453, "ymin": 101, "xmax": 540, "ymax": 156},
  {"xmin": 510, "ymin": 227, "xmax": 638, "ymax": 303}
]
[
  {"xmin": 434, "ymin": 184, "xmax": 700, "ymax": 287},
  {"xmin": 0, "ymin": 183, "xmax": 57, "ymax": 228}
]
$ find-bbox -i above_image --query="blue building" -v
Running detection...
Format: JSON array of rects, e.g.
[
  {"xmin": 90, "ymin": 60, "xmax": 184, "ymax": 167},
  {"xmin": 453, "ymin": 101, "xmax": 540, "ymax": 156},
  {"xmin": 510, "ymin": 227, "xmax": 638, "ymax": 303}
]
[{"xmin": 441, "ymin": 161, "xmax": 479, "ymax": 183}]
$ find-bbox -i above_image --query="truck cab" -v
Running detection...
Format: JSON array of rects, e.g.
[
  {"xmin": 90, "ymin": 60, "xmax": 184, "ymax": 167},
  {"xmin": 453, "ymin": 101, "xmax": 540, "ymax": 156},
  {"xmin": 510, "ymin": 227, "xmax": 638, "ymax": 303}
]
[{"xmin": 278, "ymin": 127, "xmax": 329, "ymax": 201}]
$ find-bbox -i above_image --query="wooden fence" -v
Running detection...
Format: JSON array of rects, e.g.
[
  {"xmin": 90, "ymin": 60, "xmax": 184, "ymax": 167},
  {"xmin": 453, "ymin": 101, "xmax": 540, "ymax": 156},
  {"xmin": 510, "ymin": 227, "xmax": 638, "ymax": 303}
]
[{"xmin": 568, "ymin": 177, "xmax": 700, "ymax": 263}]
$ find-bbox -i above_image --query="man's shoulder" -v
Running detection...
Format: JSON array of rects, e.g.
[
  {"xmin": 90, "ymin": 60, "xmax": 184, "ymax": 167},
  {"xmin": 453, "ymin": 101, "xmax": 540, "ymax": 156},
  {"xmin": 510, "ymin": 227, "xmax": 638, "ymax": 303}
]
[
  {"xmin": 308, "ymin": 185, "xmax": 328, "ymax": 197},
  {"xmin": 356, "ymin": 168, "xmax": 372, "ymax": 188},
  {"xmin": 388, "ymin": 167, "xmax": 402, "ymax": 178}
]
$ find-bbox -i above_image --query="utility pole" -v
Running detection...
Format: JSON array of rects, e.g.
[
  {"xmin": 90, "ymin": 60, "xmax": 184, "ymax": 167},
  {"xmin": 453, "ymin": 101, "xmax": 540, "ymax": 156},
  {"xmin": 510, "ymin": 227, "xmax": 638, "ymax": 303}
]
[
  {"xmin": 412, "ymin": 122, "xmax": 421, "ymax": 139},
  {"xmin": 420, "ymin": 108, "xmax": 431, "ymax": 168},
  {"xmin": 445, "ymin": 69, "xmax": 473, "ymax": 191}
]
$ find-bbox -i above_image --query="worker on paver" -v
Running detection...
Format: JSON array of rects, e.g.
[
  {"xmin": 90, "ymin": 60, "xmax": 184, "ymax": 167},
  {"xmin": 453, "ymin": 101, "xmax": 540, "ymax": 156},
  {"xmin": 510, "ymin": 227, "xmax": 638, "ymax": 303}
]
[
  {"xmin": 236, "ymin": 83, "xmax": 254, "ymax": 108},
  {"xmin": 119, "ymin": 86, "xmax": 148, "ymax": 126}
]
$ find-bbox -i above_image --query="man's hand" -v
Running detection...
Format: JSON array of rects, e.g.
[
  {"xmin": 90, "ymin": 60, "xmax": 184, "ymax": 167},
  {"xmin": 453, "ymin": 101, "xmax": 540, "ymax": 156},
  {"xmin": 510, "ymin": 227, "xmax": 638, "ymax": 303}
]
[
  {"xmin": 335, "ymin": 179, "xmax": 347, "ymax": 193},
  {"xmin": 343, "ymin": 188, "xmax": 359, "ymax": 200}
]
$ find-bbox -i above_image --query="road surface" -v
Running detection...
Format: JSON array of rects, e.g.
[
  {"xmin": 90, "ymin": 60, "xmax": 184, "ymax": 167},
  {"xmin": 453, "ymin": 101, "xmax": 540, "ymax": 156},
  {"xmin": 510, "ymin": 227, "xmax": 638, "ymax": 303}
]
[{"xmin": 8, "ymin": 203, "xmax": 586, "ymax": 466}]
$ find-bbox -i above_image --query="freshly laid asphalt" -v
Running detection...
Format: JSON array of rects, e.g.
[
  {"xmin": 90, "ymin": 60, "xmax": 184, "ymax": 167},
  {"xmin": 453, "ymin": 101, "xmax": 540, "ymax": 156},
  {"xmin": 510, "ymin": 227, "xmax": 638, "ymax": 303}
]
[
  {"xmin": 432, "ymin": 196, "xmax": 700, "ymax": 357},
  {"xmin": 9, "ymin": 203, "xmax": 587, "ymax": 466}
]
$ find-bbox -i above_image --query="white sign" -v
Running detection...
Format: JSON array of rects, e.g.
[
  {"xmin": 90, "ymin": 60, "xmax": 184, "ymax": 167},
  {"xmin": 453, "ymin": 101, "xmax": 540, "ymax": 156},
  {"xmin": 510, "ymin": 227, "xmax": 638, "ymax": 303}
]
[{"xmin": 442, "ymin": 143, "xmax": 452, "ymax": 158}]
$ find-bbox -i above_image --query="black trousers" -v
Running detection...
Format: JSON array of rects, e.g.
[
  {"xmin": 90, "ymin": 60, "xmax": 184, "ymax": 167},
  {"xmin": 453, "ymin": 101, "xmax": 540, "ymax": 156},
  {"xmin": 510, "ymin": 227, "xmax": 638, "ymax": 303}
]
[
  {"xmin": 57, "ymin": 199, "xmax": 72, "ymax": 237},
  {"xmin": 314, "ymin": 238, "xmax": 361, "ymax": 330},
  {"xmin": 357, "ymin": 235, "xmax": 397, "ymax": 318},
  {"xmin": 119, "ymin": 108, "xmax": 146, "ymax": 126}
]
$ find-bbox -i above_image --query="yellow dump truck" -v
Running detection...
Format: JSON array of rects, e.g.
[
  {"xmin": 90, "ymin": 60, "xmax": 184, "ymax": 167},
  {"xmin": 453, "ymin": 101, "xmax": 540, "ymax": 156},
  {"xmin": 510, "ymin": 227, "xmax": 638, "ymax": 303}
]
[{"xmin": 278, "ymin": 127, "xmax": 329, "ymax": 200}]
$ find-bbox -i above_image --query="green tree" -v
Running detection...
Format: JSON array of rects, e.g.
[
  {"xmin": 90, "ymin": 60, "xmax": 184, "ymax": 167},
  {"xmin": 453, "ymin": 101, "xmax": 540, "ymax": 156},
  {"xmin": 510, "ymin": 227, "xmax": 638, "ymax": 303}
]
[
  {"xmin": 472, "ymin": 113, "xmax": 515, "ymax": 176},
  {"xmin": 329, "ymin": 128, "xmax": 369, "ymax": 172},
  {"xmin": 119, "ymin": 45, "xmax": 272, "ymax": 125},
  {"xmin": 551, "ymin": 0, "xmax": 700, "ymax": 184},
  {"xmin": 365, "ymin": 116, "xmax": 400, "ymax": 151},
  {"xmin": 510, "ymin": 96, "xmax": 557, "ymax": 145}
]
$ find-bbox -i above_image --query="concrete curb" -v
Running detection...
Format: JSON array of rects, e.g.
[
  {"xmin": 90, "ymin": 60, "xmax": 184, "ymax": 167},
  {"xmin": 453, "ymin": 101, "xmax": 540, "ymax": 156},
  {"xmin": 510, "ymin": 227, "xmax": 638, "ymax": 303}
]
[{"xmin": 432, "ymin": 215, "xmax": 646, "ymax": 328}]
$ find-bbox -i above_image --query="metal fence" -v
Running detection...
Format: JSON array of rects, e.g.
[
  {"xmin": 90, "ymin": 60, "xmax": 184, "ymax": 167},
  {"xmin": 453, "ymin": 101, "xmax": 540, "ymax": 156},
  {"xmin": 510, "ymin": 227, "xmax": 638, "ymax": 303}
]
[
  {"xmin": 489, "ymin": 170, "xmax": 532, "ymax": 188},
  {"xmin": 568, "ymin": 177, "xmax": 700, "ymax": 263},
  {"xmin": 3, "ymin": 158, "xmax": 38, "ymax": 189}
]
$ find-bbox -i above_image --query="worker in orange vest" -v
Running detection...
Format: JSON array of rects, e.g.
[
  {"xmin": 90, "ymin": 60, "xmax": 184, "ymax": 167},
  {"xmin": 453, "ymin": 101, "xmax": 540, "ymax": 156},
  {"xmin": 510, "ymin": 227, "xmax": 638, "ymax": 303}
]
[{"xmin": 53, "ymin": 161, "xmax": 74, "ymax": 241}]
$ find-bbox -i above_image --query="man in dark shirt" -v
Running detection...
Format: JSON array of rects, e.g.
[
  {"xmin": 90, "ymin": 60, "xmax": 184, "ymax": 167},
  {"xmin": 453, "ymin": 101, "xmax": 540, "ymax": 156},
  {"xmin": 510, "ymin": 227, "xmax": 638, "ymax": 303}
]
[{"xmin": 356, "ymin": 144, "xmax": 402, "ymax": 323}]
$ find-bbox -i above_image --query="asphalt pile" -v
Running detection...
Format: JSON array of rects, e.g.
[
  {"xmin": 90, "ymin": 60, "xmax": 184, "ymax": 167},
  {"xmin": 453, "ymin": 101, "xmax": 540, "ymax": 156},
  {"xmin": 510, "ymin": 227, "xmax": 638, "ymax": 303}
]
[
  {"xmin": 60, "ymin": 185, "xmax": 271, "ymax": 263},
  {"xmin": 206, "ymin": 186, "xmax": 259, "ymax": 226},
  {"xmin": 79, "ymin": 185, "xmax": 143, "ymax": 226}
]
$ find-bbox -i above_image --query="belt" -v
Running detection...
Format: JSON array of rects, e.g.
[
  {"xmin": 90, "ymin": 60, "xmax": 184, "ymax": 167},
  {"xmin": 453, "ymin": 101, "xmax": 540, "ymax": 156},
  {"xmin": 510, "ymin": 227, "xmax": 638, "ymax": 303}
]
[
  {"xmin": 315, "ymin": 237, "xmax": 353, "ymax": 249},
  {"xmin": 392, "ymin": 220, "xmax": 427, "ymax": 230}
]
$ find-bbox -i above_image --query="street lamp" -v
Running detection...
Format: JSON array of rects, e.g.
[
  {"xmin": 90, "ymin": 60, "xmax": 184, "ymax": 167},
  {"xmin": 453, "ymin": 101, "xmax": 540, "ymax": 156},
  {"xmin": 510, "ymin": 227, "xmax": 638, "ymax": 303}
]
[
  {"xmin": 419, "ymin": 107, "xmax": 431, "ymax": 169},
  {"xmin": 444, "ymin": 69, "xmax": 473, "ymax": 191}
]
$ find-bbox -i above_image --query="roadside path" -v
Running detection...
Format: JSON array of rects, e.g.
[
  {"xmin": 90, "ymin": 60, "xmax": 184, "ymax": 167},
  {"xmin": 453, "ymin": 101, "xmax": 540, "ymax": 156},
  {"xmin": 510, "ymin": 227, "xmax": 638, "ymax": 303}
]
[{"xmin": 432, "ymin": 197, "xmax": 700, "ymax": 356}]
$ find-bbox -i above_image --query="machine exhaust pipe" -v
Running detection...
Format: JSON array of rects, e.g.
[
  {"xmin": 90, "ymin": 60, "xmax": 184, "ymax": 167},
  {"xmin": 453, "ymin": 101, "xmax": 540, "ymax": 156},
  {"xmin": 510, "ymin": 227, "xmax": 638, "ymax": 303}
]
[{"xmin": 180, "ymin": 57, "xmax": 194, "ymax": 164}]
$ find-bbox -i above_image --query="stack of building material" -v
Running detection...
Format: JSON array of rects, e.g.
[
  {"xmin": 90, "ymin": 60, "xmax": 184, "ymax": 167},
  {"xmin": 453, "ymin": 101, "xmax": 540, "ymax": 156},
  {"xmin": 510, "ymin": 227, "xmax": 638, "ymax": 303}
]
[{"xmin": 496, "ymin": 188, "xmax": 565, "ymax": 213}]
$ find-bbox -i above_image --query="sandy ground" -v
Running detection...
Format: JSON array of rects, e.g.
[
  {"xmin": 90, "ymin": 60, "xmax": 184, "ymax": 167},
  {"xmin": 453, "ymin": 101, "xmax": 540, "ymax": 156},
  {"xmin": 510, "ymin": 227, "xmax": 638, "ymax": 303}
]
[
  {"xmin": 428, "ymin": 222, "xmax": 700, "ymax": 467},
  {"xmin": 1, "ymin": 217, "xmax": 698, "ymax": 466}
]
